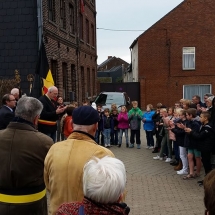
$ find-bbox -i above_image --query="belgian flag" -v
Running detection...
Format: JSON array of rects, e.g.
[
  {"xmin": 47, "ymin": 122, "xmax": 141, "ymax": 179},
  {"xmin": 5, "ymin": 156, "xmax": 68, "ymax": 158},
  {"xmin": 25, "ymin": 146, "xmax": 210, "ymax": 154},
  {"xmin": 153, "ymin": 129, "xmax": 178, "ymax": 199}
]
[{"xmin": 35, "ymin": 40, "xmax": 54, "ymax": 96}]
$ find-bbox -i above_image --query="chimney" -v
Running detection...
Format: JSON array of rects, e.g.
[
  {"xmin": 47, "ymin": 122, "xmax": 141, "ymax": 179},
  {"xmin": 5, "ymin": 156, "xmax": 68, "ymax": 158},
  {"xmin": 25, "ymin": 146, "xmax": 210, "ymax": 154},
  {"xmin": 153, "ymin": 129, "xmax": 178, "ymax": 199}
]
[{"xmin": 108, "ymin": 56, "xmax": 112, "ymax": 59}]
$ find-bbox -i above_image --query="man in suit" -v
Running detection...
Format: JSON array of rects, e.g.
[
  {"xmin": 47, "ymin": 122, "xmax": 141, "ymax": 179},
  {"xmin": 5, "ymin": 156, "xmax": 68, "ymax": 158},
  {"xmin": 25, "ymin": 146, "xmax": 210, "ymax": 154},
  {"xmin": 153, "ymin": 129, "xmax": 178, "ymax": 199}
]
[
  {"xmin": 0, "ymin": 94, "xmax": 16, "ymax": 130},
  {"xmin": 38, "ymin": 86, "xmax": 66, "ymax": 142}
]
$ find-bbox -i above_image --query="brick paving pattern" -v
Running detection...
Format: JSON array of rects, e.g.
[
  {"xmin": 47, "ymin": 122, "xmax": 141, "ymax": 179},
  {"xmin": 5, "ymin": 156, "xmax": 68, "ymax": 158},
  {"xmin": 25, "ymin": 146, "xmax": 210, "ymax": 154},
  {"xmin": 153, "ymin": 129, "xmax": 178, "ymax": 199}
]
[{"xmin": 110, "ymin": 130, "xmax": 205, "ymax": 215}]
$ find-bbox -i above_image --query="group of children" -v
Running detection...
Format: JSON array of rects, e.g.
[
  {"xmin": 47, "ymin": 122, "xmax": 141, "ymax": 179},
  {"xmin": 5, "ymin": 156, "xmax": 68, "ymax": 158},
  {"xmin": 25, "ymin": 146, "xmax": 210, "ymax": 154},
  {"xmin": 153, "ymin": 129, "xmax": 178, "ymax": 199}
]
[
  {"xmin": 150, "ymin": 97, "xmax": 215, "ymax": 186},
  {"xmin": 95, "ymin": 103, "xmax": 130, "ymax": 148}
]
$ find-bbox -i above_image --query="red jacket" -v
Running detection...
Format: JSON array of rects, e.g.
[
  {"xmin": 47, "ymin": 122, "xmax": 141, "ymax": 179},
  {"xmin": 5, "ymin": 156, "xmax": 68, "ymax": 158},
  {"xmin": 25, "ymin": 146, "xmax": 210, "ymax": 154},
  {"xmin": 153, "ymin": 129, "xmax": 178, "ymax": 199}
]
[{"xmin": 63, "ymin": 116, "xmax": 73, "ymax": 138}]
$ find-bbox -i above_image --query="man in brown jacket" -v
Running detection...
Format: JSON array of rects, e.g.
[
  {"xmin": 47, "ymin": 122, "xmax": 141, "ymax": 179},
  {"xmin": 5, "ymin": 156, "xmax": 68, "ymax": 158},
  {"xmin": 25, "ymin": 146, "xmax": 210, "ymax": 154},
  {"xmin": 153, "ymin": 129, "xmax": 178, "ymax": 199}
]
[
  {"xmin": 44, "ymin": 106, "xmax": 115, "ymax": 215},
  {"xmin": 0, "ymin": 96, "xmax": 53, "ymax": 215}
]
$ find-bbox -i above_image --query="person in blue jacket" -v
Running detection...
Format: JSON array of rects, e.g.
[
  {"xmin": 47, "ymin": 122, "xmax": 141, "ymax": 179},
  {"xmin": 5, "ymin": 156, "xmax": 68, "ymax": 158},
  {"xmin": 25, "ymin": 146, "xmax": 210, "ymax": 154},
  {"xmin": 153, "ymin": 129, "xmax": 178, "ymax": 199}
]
[{"xmin": 142, "ymin": 104, "xmax": 155, "ymax": 149}]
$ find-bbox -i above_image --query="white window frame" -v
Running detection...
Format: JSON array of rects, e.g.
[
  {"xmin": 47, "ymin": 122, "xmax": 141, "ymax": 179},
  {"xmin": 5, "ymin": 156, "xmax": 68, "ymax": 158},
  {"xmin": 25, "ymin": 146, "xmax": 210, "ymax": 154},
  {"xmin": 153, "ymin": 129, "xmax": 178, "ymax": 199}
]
[
  {"xmin": 182, "ymin": 47, "xmax": 195, "ymax": 70},
  {"xmin": 183, "ymin": 84, "xmax": 212, "ymax": 100}
]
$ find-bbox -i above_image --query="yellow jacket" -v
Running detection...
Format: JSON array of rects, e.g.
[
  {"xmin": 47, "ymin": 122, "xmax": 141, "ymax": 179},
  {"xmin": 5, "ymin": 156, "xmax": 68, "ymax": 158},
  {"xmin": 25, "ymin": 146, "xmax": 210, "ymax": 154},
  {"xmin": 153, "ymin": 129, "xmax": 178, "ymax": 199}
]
[{"xmin": 44, "ymin": 131, "xmax": 114, "ymax": 215}]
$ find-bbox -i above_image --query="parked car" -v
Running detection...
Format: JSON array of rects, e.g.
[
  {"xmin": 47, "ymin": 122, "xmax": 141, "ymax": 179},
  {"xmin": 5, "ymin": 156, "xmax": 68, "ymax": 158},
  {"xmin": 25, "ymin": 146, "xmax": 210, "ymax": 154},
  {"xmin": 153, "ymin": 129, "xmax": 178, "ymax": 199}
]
[{"xmin": 92, "ymin": 92, "xmax": 131, "ymax": 111}]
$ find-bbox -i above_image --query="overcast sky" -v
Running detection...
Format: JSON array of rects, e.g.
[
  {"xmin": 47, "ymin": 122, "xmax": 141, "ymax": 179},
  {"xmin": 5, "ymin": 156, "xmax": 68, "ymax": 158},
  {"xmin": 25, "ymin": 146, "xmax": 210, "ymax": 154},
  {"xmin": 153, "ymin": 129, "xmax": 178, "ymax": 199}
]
[{"xmin": 96, "ymin": 0, "xmax": 183, "ymax": 65}]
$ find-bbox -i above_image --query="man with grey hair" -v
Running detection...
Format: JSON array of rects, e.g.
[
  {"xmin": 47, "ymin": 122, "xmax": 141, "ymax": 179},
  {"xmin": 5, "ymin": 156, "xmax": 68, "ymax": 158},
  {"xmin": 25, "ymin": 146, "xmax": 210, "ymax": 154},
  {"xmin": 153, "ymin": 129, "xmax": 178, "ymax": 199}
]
[
  {"xmin": 10, "ymin": 88, "xmax": 20, "ymax": 101},
  {"xmin": 38, "ymin": 86, "xmax": 66, "ymax": 142},
  {"xmin": 0, "ymin": 96, "xmax": 53, "ymax": 215},
  {"xmin": 44, "ymin": 105, "xmax": 114, "ymax": 215}
]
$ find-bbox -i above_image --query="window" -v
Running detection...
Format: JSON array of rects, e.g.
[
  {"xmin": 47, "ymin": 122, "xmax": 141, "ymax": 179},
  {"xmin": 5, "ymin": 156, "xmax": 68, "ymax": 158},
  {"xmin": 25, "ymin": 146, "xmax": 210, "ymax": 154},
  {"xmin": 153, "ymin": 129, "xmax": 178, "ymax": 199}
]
[
  {"xmin": 51, "ymin": 60, "xmax": 57, "ymax": 85},
  {"xmin": 48, "ymin": 0, "xmax": 56, "ymax": 22},
  {"xmin": 183, "ymin": 47, "xmax": 195, "ymax": 70},
  {"xmin": 69, "ymin": 4, "xmax": 75, "ymax": 34},
  {"xmin": 60, "ymin": 0, "xmax": 66, "ymax": 29},
  {"xmin": 62, "ymin": 63, "xmax": 68, "ymax": 100},
  {"xmin": 183, "ymin": 84, "xmax": 211, "ymax": 101},
  {"xmin": 87, "ymin": 68, "xmax": 90, "ymax": 97},
  {"xmin": 79, "ymin": 13, "xmax": 83, "ymax": 40},
  {"xmin": 91, "ymin": 24, "xmax": 95, "ymax": 46},
  {"xmin": 86, "ymin": 19, "xmax": 89, "ymax": 44}
]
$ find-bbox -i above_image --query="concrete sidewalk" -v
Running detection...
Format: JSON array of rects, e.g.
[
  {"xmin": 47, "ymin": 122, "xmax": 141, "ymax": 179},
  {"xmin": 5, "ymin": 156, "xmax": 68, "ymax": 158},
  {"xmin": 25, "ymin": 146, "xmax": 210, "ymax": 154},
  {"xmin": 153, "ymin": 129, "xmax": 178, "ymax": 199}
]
[{"xmin": 110, "ymin": 130, "xmax": 205, "ymax": 215}]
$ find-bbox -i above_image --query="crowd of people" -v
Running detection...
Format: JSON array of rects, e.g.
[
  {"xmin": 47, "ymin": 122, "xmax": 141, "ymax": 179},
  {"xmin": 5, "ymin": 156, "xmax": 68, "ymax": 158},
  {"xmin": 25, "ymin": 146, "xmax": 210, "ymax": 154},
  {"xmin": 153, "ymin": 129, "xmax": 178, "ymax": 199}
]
[{"xmin": 1, "ymin": 86, "xmax": 215, "ymax": 214}]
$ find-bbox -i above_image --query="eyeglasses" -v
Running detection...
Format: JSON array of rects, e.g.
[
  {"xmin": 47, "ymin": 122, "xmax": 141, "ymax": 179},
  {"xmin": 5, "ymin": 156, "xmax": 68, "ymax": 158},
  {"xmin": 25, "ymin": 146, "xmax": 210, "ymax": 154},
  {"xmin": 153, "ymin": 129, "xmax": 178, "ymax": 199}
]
[{"xmin": 9, "ymin": 99, "xmax": 16, "ymax": 101}]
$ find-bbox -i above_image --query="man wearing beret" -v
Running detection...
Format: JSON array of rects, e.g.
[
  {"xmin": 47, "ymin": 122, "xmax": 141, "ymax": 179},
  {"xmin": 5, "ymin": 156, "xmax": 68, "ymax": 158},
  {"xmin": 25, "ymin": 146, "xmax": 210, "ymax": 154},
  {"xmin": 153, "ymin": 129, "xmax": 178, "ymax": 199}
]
[{"xmin": 44, "ymin": 106, "xmax": 114, "ymax": 215}]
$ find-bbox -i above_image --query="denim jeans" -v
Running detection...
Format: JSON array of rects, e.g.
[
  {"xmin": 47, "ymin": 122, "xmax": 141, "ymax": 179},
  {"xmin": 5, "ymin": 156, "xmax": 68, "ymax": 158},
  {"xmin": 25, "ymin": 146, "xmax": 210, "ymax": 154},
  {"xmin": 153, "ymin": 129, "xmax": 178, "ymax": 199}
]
[
  {"xmin": 145, "ymin": 130, "xmax": 154, "ymax": 147},
  {"xmin": 159, "ymin": 130, "xmax": 172, "ymax": 158},
  {"xmin": 111, "ymin": 129, "xmax": 118, "ymax": 145},
  {"xmin": 95, "ymin": 129, "xmax": 104, "ymax": 145},
  {"xmin": 130, "ymin": 130, "xmax": 141, "ymax": 145},
  {"xmin": 118, "ymin": 129, "xmax": 129, "ymax": 145},
  {"xmin": 45, "ymin": 132, "xmax": 56, "ymax": 143},
  {"xmin": 173, "ymin": 141, "xmax": 180, "ymax": 161},
  {"xmin": 103, "ymin": 128, "xmax": 111, "ymax": 146}
]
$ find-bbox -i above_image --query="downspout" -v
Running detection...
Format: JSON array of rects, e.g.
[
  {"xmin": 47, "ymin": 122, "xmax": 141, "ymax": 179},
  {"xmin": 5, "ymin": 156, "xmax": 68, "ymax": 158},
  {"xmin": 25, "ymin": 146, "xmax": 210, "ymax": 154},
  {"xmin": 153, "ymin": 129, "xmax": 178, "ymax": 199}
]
[
  {"xmin": 76, "ymin": 0, "xmax": 80, "ymax": 103},
  {"xmin": 37, "ymin": 0, "xmax": 43, "ymax": 48}
]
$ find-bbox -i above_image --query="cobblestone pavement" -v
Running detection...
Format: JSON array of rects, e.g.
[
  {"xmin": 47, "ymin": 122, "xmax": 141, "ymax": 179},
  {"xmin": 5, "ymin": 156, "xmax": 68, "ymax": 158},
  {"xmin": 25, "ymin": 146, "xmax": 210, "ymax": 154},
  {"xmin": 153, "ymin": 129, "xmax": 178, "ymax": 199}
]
[{"xmin": 110, "ymin": 130, "xmax": 205, "ymax": 215}]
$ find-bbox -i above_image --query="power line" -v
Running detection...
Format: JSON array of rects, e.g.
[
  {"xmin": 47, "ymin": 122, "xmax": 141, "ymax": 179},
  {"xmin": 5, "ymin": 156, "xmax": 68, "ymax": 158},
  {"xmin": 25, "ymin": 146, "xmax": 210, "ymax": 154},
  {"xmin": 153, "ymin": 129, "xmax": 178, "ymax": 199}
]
[{"xmin": 97, "ymin": 27, "xmax": 145, "ymax": 32}]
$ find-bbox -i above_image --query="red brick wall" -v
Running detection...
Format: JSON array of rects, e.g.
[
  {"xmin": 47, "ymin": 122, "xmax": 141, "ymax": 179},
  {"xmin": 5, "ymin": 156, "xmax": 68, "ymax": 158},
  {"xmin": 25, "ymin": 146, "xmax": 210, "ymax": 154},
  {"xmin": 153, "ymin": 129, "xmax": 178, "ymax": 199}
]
[
  {"xmin": 138, "ymin": 0, "xmax": 215, "ymax": 108},
  {"xmin": 43, "ymin": 0, "xmax": 97, "ymax": 104}
]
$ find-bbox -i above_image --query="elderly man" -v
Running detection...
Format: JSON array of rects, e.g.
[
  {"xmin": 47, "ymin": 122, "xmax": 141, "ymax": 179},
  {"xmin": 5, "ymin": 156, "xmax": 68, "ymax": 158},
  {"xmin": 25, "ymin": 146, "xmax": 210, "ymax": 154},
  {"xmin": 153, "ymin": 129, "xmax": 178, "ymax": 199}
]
[
  {"xmin": 44, "ymin": 105, "xmax": 114, "ymax": 215},
  {"xmin": 0, "ymin": 96, "xmax": 53, "ymax": 215},
  {"xmin": 10, "ymin": 88, "xmax": 20, "ymax": 101},
  {"xmin": 0, "ymin": 94, "xmax": 16, "ymax": 130},
  {"xmin": 38, "ymin": 86, "xmax": 66, "ymax": 142}
]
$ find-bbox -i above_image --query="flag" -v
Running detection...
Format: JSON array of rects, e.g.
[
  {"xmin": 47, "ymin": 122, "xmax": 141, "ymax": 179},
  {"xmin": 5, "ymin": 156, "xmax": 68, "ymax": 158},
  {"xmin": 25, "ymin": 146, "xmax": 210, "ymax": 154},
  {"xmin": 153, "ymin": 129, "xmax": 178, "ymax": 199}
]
[
  {"xmin": 80, "ymin": 0, "xmax": 85, "ymax": 13},
  {"xmin": 35, "ymin": 40, "xmax": 54, "ymax": 95}
]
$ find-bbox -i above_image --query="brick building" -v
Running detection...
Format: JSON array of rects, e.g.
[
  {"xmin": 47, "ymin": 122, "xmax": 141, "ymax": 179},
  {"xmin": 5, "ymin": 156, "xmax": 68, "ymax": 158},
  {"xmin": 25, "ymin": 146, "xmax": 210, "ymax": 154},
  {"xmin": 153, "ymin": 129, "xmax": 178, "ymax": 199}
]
[
  {"xmin": 43, "ymin": 0, "xmax": 97, "ymax": 102},
  {"xmin": 0, "ymin": 0, "xmax": 97, "ymax": 103},
  {"xmin": 130, "ymin": 0, "xmax": 215, "ymax": 108}
]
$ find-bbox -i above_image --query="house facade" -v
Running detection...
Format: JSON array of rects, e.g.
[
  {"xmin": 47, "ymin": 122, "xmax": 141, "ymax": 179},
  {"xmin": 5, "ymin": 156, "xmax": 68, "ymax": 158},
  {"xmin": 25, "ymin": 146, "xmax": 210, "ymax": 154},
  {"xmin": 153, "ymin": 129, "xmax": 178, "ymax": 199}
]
[
  {"xmin": 131, "ymin": 0, "xmax": 215, "ymax": 108},
  {"xmin": 0, "ymin": 0, "xmax": 97, "ymax": 103},
  {"xmin": 43, "ymin": 0, "xmax": 97, "ymax": 102}
]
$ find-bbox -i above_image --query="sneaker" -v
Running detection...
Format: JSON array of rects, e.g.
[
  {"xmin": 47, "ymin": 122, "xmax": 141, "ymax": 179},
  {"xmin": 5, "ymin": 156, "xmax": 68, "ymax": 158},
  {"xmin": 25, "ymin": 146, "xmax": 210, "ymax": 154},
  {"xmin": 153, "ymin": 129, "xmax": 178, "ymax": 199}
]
[
  {"xmin": 177, "ymin": 169, "xmax": 188, "ymax": 175},
  {"xmin": 137, "ymin": 144, "xmax": 141, "ymax": 149},
  {"xmin": 149, "ymin": 146, "xmax": 154, "ymax": 149},
  {"xmin": 129, "ymin": 144, "xmax": 134, "ymax": 148},
  {"xmin": 145, "ymin": 146, "xmax": 150, "ymax": 149},
  {"xmin": 153, "ymin": 155, "xmax": 163, "ymax": 160},
  {"xmin": 165, "ymin": 158, "xmax": 172, "ymax": 163}
]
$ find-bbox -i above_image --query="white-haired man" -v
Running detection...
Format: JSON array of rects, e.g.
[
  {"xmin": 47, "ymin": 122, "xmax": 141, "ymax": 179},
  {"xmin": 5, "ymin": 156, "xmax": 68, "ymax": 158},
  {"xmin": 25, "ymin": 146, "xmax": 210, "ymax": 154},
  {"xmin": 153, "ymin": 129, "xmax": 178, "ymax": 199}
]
[
  {"xmin": 56, "ymin": 156, "xmax": 130, "ymax": 215},
  {"xmin": 38, "ymin": 86, "xmax": 66, "ymax": 142},
  {"xmin": 10, "ymin": 88, "xmax": 20, "ymax": 101},
  {"xmin": 0, "ymin": 96, "xmax": 53, "ymax": 215},
  {"xmin": 44, "ymin": 106, "xmax": 115, "ymax": 215}
]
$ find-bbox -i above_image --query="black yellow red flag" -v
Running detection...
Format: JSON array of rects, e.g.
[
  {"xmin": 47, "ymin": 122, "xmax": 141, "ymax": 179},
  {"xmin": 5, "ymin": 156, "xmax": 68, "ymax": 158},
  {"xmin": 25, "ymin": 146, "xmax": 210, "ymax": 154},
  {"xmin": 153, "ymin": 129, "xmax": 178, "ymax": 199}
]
[{"xmin": 35, "ymin": 41, "xmax": 54, "ymax": 95}]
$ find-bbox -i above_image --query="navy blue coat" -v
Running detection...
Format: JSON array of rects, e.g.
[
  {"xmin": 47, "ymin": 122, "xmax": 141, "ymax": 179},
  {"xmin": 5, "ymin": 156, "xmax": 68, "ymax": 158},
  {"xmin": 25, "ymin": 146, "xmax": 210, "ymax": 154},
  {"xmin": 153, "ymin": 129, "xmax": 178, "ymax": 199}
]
[{"xmin": 0, "ymin": 106, "xmax": 14, "ymax": 130}]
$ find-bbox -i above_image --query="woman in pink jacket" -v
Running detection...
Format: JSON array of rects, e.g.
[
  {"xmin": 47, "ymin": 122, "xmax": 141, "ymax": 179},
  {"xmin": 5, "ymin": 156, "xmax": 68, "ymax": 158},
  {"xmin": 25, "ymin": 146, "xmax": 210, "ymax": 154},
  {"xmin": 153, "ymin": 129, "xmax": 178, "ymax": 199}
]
[{"xmin": 117, "ymin": 106, "xmax": 130, "ymax": 148}]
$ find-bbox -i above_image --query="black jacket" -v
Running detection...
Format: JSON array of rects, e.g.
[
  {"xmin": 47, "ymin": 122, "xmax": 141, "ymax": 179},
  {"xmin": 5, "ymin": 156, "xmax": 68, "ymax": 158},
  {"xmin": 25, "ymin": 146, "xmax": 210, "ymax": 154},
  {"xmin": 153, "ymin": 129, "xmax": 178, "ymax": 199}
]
[
  {"xmin": 184, "ymin": 119, "xmax": 201, "ymax": 149},
  {"xmin": 0, "ymin": 106, "xmax": 14, "ymax": 130},
  {"xmin": 171, "ymin": 119, "xmax": 188, "ymax": 147},
  {"xmin": 38, "ymin": 95, "xmax": 58, "ymax": 133},
  {"xmin": 189, "ymin": 123, "xmax": 215, "ymax": 152}
]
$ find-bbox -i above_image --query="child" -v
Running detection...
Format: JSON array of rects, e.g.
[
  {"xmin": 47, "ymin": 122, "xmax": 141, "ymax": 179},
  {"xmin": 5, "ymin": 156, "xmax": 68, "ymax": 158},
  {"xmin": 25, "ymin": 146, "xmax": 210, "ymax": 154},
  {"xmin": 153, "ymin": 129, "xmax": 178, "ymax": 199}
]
[
  {"xmin": 128, "ymin": 101, "xmax": 142, "ymax": 149},
  {"xmin": 142, "ymin": 104, "xmax": 155, "ymax": 149},
  {"xmin": 170, "ymin": 109, "xmax": 189, "ymax": 175},
  {"xmin": 118, "ymin": 106, "xmax": 129, "ymax": 148},
  {"xmin": 153, "ymin": 108, "xmax": 173, "ymax": 162},
  {"xmin": 95, "ymin": 104, "xmax": 104, "ymax": 146},
  {"xmin": 185, "ymin": 111, "xmax": 215, "ymax": 185},
  {"xmin": 102, "ymin": 108, "xmax": 114, "ymax": 148},
  {"xmin": 177, "ymin": 108, "xmax": 201, "ymax": 180},
  {"xmin": 111, "ymin": 109, "xmax": 119, "ymax": 145},
  {"xmin": 63, "ymin": 106, "xmax": 75, "ymax": 139}
]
